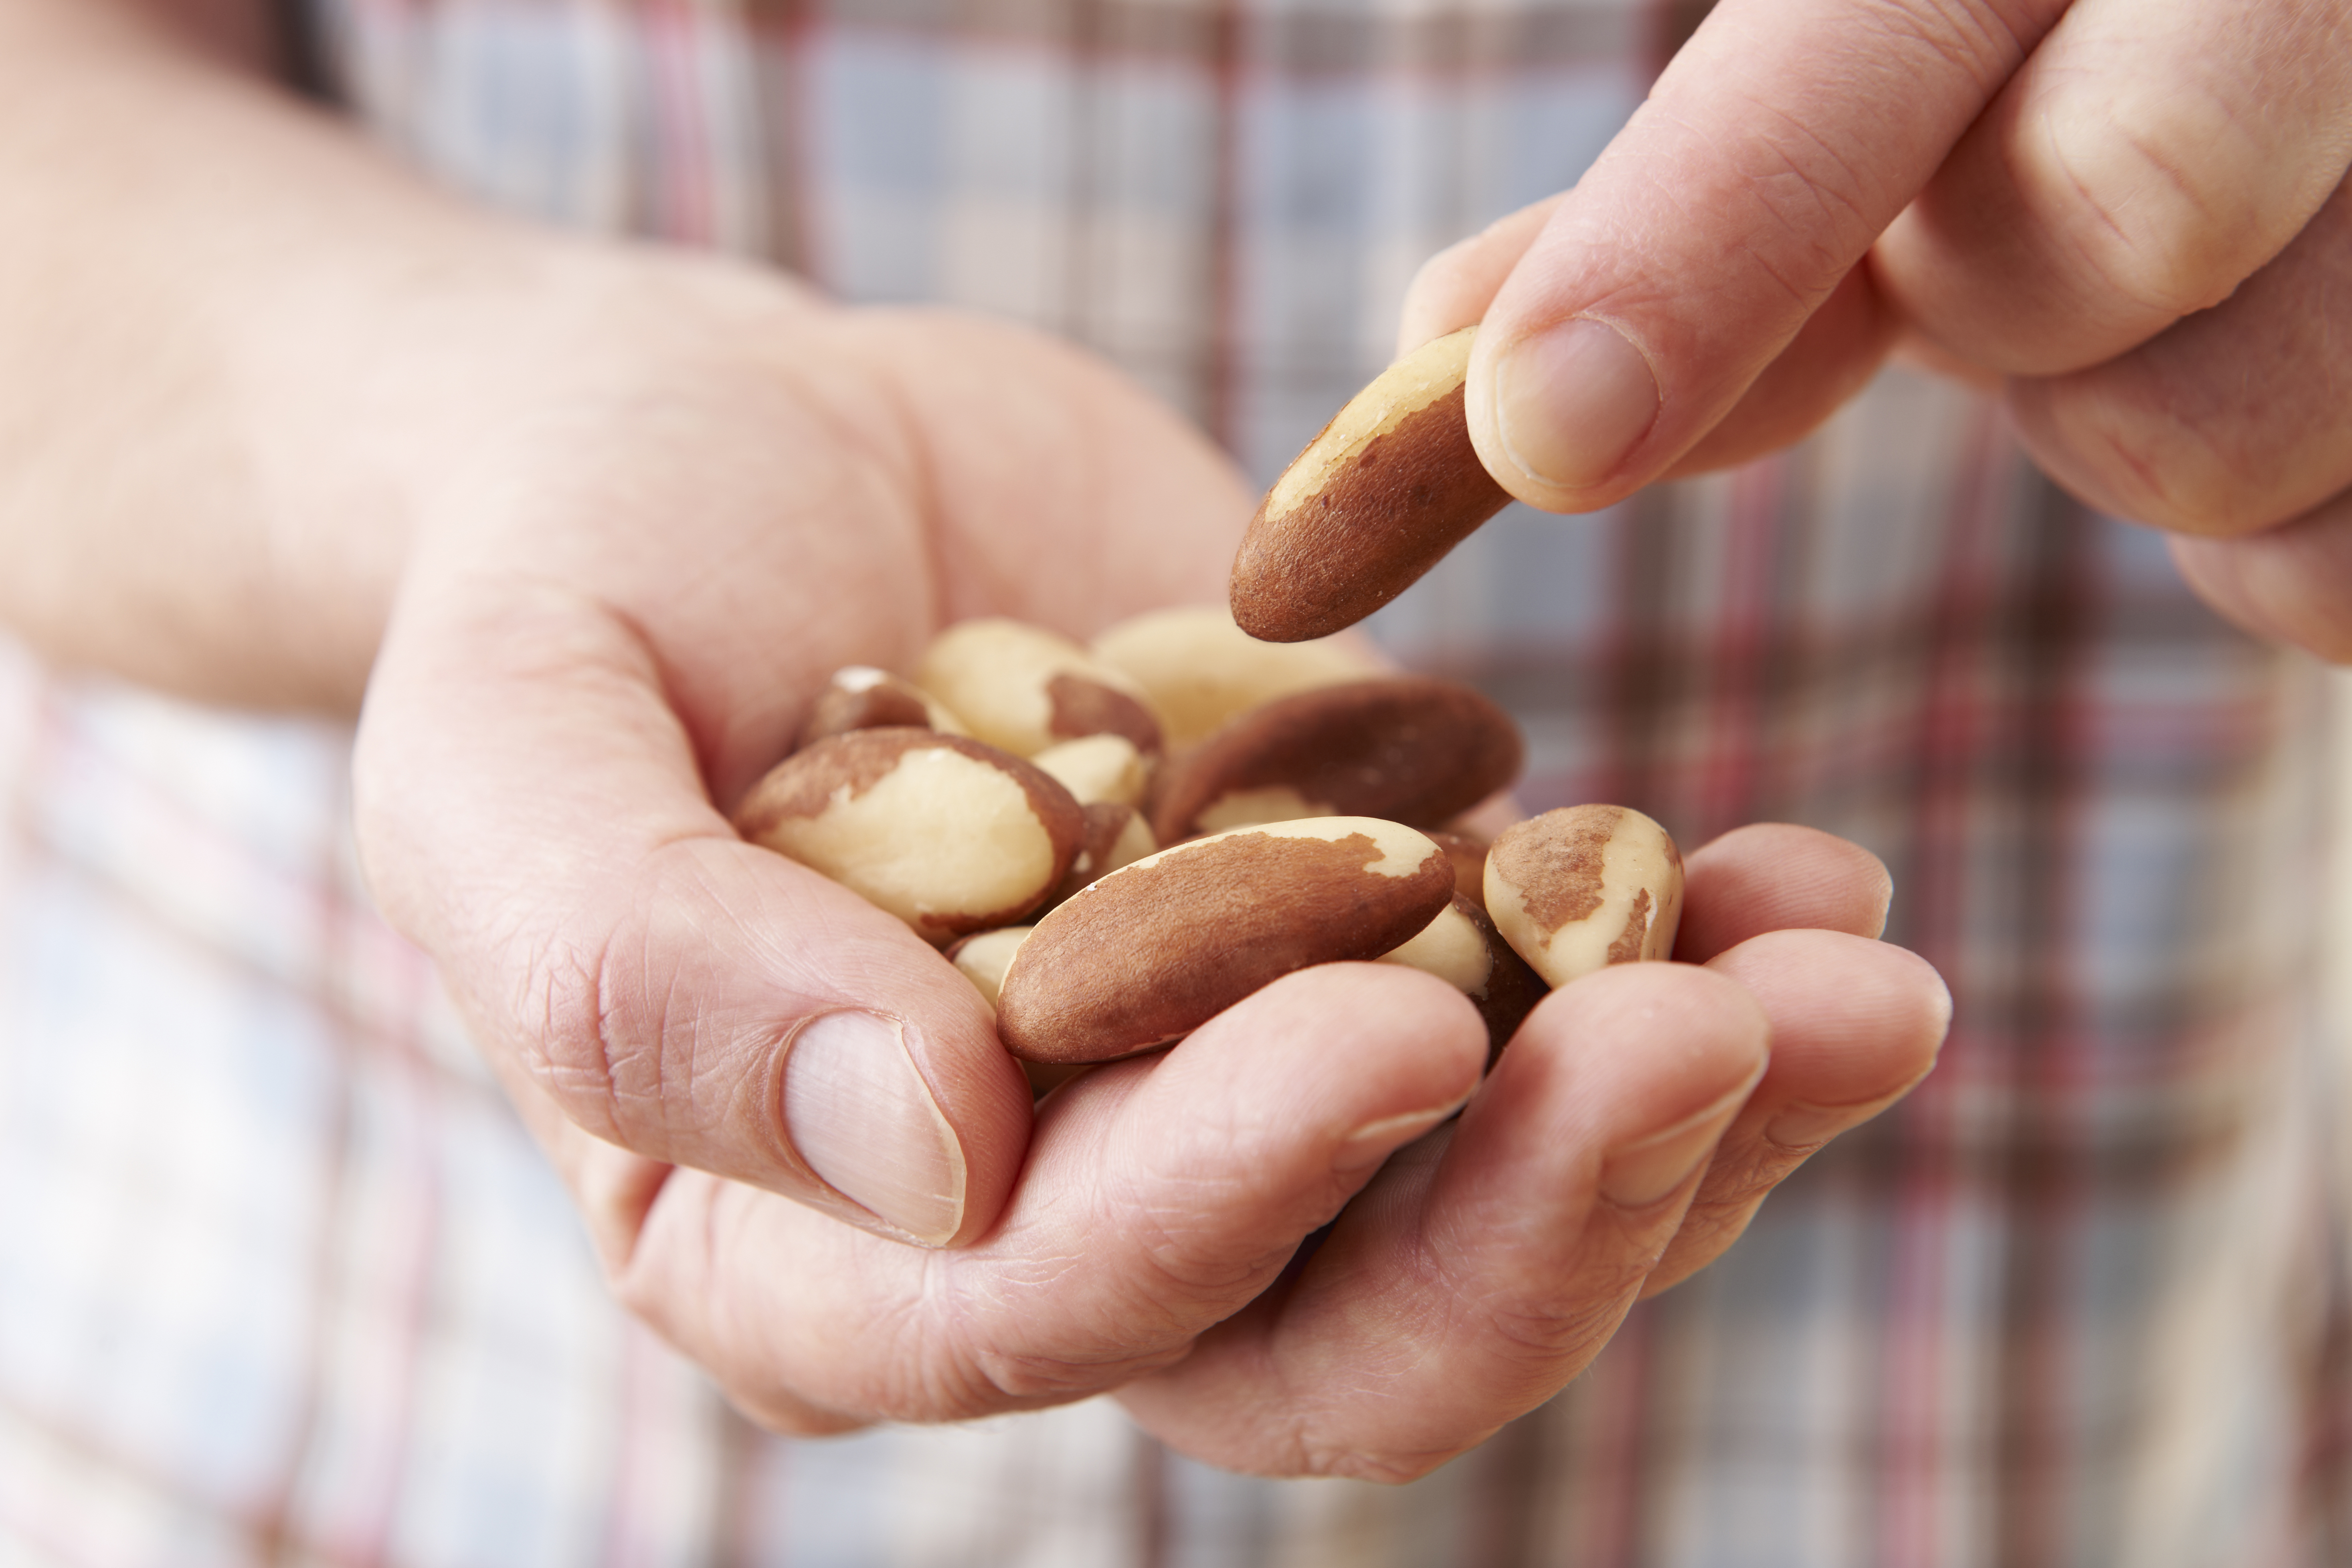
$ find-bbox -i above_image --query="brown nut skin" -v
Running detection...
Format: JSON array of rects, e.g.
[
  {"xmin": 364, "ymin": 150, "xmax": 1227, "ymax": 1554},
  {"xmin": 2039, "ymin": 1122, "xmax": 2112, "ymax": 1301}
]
[
  {"xmin": 995, "ymin": 816, "xmax": 1457, "ymax": 1064},
  {"xmin": 734, "ymin": 728, "xmax": 1084, "ymax": 945},
  {"xmin": 795, "ymin": 666, "xmax": 965, "ymax": 750},
  {"xmin": 1427, "ymin": 830, "xmax": 1491, "ymax": 912},
  {"xmin": 1484, "ymin": 805, "xmax": 1684, "ymax": 989},
  {"xmin": 1040, "ymin": 800, "xmax": 1158, "ymax": 911},
  {"xmin": 1230, "ymin": 327, "xmax": 1512, "ymax": 643},
  {"xmin": 1149, "ymin": 676, "xmax": 1524, "ymax": 844},
  {"xmin": 1377, "ymin": 893, "xmax": 1545, "ymax": 1065}
]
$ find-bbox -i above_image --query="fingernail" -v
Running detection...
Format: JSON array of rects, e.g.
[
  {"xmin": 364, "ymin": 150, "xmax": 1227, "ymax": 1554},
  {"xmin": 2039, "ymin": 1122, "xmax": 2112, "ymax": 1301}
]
[
  {"xmin": 781, "ymin": 1011, "xmax": 966, "ymax": 1244},
  {"xmin": 1333, "ymin": 1100, "xmax": 1466, "ymax": 1173},
  {"xmin": 1766, "ymin": 1076, "xmax": 1930, "ymax": 1152},
  {"xmin": 1492, "ymin": 318, "xmax": 1660, "ymax": 490},
  {"xmin": 1761, "ymin": 1101, "xmax": 1856, "ymax": 1152},
  {"xmin": 1599, "ymin": 1075, "xmax": 1755, "ymax": 1209}
]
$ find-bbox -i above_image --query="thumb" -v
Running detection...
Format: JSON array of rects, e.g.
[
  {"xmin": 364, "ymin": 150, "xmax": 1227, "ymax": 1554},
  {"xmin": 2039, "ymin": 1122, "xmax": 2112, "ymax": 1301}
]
[
  {"xmin": 354, "ymin": 573, "xmax": 1032, "ymax": 1249},
  {"xmin": 1464, "ymin": 0, "xmax": 2066, "ymax": 510}
]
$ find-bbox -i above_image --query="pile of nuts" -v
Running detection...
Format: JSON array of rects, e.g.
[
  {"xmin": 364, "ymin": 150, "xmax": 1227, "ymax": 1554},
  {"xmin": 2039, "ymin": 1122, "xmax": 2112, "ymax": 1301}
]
[{"xmin": 734, "ymin": 607, "xmax": 1685, "ymax": 1080}]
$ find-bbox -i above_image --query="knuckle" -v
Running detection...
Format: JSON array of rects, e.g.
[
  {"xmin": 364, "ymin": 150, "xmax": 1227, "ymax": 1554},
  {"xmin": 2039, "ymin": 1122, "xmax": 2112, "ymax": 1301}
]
[
  {"xmin": 939, "ymin": 1257, "xmax": 1199, "ymax": 1410},
  {"xmin": 520, "ymin": 901, "xmax": 649, "ymax": 1135},
  {"xmin": 1122, "ymin": 1185, "xmax": 1300, "ymax": 1303},
  {"xmin": 1300, "ymin": 1439, "xmax": 1464, "ymax": 1486},
  {"xmin": 2039, "ymin": 96, "xmax": 2267, "ymax": 324},
  {"xmin": 1697, "ymin": 1141, "xmax": 1806, "ymax": 1212},
  {"xmin": 1454, "ymin": 1231, "xmax": 1658, "ymax": 1374},
  {"xmin": 1484, "ymin": 1289, "xmax": 1634, "ymax": 1368},
  {"xmin": 2033, "ymin": 392, "xmax": 2264, "ymax": 536},
  {"xmin": 1275, "ymin": 1399, "xmax": 1471, "ymax": 1484},
  {"xmin": 967, "ymin": 1343, "xmax": 1189, "ymax": 1405},
  {"xmin": 516, "ymin": 842, "xmax": 762, "ymax": 1153}
]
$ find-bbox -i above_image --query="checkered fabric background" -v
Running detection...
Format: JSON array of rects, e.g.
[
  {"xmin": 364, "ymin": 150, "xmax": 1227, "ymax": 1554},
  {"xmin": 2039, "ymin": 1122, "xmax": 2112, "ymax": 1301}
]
[{"xmin": 2, "ymin": 0, "xmax": 2349, "ymax": 1562}]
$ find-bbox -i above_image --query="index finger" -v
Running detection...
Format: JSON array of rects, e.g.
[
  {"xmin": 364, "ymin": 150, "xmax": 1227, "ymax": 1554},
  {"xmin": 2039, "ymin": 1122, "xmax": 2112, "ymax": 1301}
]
[{"xmin": 1466, "ymin": 0, "xmax": 2065, "ymax": 510}]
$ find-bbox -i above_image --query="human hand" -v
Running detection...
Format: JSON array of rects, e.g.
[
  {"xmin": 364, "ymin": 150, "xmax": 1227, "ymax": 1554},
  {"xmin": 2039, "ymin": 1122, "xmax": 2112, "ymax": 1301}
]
[
  {"xmin": 0, "ymin": 0, "xmax": 1952, "ymax": 1473},
  {"xmin": 347, "ymin": 254, "xmax": 1945, "ymax": 1470},
  {"xmin": 352, "ymin": 257, "xmax": 1255, "ymax": 1254},
  {"xmin": 503, "ymin": 812, "xmax": 1946, "ymax": 1475},
  {"xmin": 1397, "ymin": 0, "xmax": 2352, "ymax": 657}
]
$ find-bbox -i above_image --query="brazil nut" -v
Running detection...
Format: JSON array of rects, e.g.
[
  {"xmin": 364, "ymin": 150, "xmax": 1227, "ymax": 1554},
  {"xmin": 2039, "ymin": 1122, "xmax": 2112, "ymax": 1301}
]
[
  {"xmin": 916, "ymin": 618, "xmax": 1163, "ymax": 759},
  {"xmin": 797, "ymin": 665, "xmax": 967, "ymax": 749},
  {"xmin": 1484, "ymin": 805, "xmax": 1684, "ymax": 988},
  {"xmin": 1090, "ymin": 604, "xmax": 1378, "ymax": 751},
  {"xmin": 1149, "ymin": 676, "xmax": 1523, "ymax": 842},
  {"xmin": 735, "ymin": 728, "xmax": 1085, "ymax": 943},
  {"xmin": 1377, "ymin": 892, "xmax": 1547, "ymax": 1061},
  {"xmin": 1229, "ymin": 326, "xmax": 1512, "ymax": 642},
  {"xmin": 1427, "ymin": 830, "xmax": 1491, "ymax": 912},
  {"xmin": 995, "ymin": 816, "xmax": 1456, "ymax": 1063},
  {"xmin": 1042, "ymin": 799, "xmax": 1158, "ymax": 910},
  {"xmin": 945, "ymin": 925, "xmax": 1033, "ymax": 1008},
  {"xmin": 1030, "ymin": 733, "xmax": 1149, "ymax": 808}
]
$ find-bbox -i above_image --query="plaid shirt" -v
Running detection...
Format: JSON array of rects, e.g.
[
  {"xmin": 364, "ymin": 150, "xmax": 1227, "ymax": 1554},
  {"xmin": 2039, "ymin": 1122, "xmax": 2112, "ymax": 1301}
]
[{"xmin": 4, "ymin": 0, "xmax": 2349, "ymax": 1562}]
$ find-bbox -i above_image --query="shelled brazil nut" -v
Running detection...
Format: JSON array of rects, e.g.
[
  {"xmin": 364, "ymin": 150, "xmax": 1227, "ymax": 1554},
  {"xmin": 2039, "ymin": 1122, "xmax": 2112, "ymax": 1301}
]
[
  {"xmin": 1091, "ymin": 604, "xmax": 1379, "ymax": 750},
  {"xmin": 733, "ymin": 728, "xmax": 1085, "ymax": 944},
  {"xmin": 916, "ymin": 617, "xmax": 1163, "ymax": 759},
  {"xmin": 1426, "ymin": 830, "xmax": 1492, "ymax": 912},
  {"xmin": 1229, "ymin": 327, "xmax": 1513, "ymax": 643},
  {"xmin": 995, "ymin": 817, "xmax": 1458, "ymax": 1063},
  {"xmin": 1148, "ymin": 676, "xmax": 1523, "ymax": 842},
  {"xmin": 1030, "ymin": 733, "xmax": 1149, "ymax": 808},
  {"xmin": 1484, "ymin": 805, "xmax": 1685, "ymax": 988},
  {"xmin": 797, "ymin": 665, "xmax": 969, "ymax": 748},
  {"xmin": 1375, "ymin": 892, "xmax": 1547, "ymax": 1061},
  {"xmin": 733, "ymin": 609, "xmax": 1686, "ymax": 1074}
]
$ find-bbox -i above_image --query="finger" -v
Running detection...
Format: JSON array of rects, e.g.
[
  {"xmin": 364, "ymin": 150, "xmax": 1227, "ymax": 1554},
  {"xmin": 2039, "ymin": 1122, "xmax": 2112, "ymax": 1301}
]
[
  {"xmin": 1877, "ymin": 0, "xmax": 2352, "ymax": 377},
  {"xmin": 2167, "ymin": 492, "xmax": 2352, "ymax": 662},
  {"xmin": 1395, "ymin": 193, "xmax": 1567, "ymax": 355},
  {"xmin": 1642, "ymin": 929, "xmax": 1951, "ymax": 1294},
  {"xmin": 1675, "ymin": 821, "xmax": 1895, "ymax": 963},
  {"xmin": 1405, "ymin": 202, "xmax": 1901, "ymax": 480},
  {"xmin": 356, "ymin": 577, "xmax": 1033, "ymax": 1248},
  {"xmin": 1120, "ymin": 963, "xmax": 1768, "ymax": 1479},
  {"xmin": 613, "ymin": 964, "xmax": 1488, "ymax": 1426},
  {"xmin": 2005, "ymin": 173, "xmax": 2352, "ymax": 538},
  {"xmin": 1464, "ymin": 0, "xmax": 2063, "ymax": 512},
  {"xmin": 1660, "ymin": 260, "xmax": 1901, "ymax": 477}
]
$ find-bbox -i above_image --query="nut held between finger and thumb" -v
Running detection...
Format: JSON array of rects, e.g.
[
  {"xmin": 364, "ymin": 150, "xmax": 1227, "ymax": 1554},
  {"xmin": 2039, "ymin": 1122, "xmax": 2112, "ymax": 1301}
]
[{"xmin": 780, "ymin": 1010, "xmax": 969, "ymax": 1245}]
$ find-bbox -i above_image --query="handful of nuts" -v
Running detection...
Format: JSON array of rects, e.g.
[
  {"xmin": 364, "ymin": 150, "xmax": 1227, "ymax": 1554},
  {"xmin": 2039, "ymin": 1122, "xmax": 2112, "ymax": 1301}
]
[{"xmin": 733, "ymin": 607, "xmax": 1685, "ymax": 1071}]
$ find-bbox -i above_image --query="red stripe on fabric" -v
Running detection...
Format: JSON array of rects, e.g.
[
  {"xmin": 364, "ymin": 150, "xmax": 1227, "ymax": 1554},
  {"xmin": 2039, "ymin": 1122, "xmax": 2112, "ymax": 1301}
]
[
  {"xmin": 712, "ymin": 1408, "xmax": 765, "ymax": 1568},
  {"xmin": 648, "ymin": 0, "xmax": 716, "ymax": 244},
  {"xmin": 246, "ymin": 785, "xmax": 370, "ymax": 1564},
  {"xmin": 1876, "ymin": 401, "xmax": 2006, "ymax": 1568},
  {"xmin": 324, "ymin": 972, "xmax": 445, "ymax": 1568},
  {"xmin": 750, "ymin": 0, "xmax": 821, "ymax": 276},
  {"xmin": 0, "ymin": 688, "xmax": 117, "ymax": 1568},
  {"xmin": 1993, "ymin": 474, "xmax": 2098, "ymax": 1568},
  {"xmin": 1133, "ymin": 1431, "xmax": 1169, "ymax": 1568},
  {"xmin": 1203, "ymin": 0, "xmax": 1244, "ymax": 454},
  {"xmin": 1570, "ymin": 1305, "xmax": 1654, "ymax": 1567}
]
